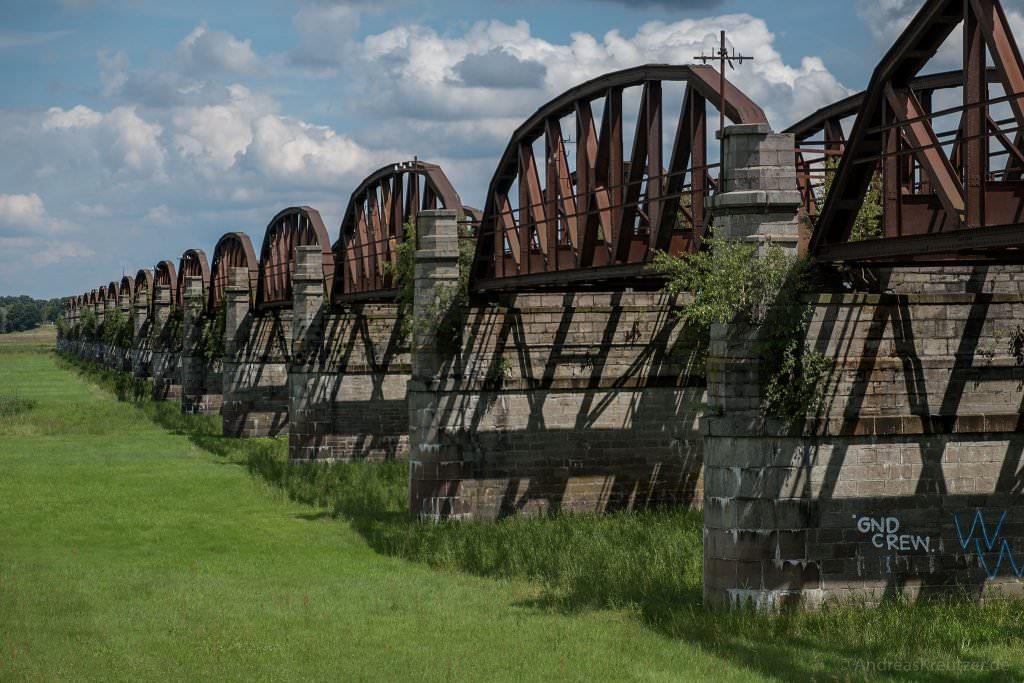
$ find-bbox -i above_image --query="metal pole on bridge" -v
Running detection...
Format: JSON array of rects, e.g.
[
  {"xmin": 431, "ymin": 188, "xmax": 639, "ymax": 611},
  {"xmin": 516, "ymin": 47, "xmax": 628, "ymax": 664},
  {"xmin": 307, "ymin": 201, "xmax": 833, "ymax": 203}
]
[{"xmin": 695, "ymin": 30, "xmax": 754, "ymax": 181}]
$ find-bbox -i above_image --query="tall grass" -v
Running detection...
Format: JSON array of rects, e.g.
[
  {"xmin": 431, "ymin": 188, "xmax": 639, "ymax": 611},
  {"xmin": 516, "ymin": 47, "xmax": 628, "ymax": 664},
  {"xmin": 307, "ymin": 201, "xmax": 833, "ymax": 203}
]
[
  {"xmin": 57, "ymin": 353, "xmax": 1024, "ymax": 680},
  {"xmin": 0, "ymin": 394, "xmax": 36, "ymax": 419}
]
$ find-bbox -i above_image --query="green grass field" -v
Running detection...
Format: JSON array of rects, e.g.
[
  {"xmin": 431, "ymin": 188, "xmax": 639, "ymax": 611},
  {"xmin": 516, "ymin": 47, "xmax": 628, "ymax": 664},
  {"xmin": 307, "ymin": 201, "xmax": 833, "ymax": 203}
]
[
  {"xmin": 0, "ymin": 326, "xmax": 57, "ymax": 352},
  {"xmin": 2, "ymin": 345, "xmax": 1023, "ymax": 681}
]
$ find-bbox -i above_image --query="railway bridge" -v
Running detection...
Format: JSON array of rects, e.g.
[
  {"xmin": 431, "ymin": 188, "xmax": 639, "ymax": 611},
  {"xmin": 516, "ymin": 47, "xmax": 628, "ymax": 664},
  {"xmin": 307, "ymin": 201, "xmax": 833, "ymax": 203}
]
[{"xmin": 60, "ymin": 0, "xmax": 1024, "ymax": 607}]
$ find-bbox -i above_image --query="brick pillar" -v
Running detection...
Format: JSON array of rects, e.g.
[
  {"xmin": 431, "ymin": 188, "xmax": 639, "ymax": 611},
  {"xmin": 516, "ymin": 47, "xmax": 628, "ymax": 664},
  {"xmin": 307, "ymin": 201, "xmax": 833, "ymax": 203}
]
[
  {"xmin": 702, "ymin": 124, "xmax": 819, "ymax": 610},
  {"xmin": 407, "ymin": 209, "xmax": 470, "ymax": 520},
  {"xmin": 222, "ymin": 267, "xmax": 252, "ymax": 437},
  {"xmin": 289, "ymin": 245, "xmax": 327, "ymax": 461},
  {"xmin": 132, "ymin": 290, "xmax": 151, "ymax": 379}
]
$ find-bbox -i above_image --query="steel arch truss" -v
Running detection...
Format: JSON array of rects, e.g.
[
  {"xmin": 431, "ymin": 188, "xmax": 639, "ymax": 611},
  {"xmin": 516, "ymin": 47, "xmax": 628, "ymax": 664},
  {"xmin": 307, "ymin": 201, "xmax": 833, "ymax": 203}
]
[
  {"xmin": 811, "ymin": 0, "xmax": 1024, "ymax": 264},
  {"xmin": 472, "ymin": 64, "xmax": 767, "ymax": 290},
  {"xmin": 209, "ymin": 232, "xmax": 258, "ymax": 310},
  {"xmin": 134, "ymin": 269, "xmax": 154, "ymax": 308},
  {"xmin": 119, "ymin": 275, "xmax": 135, "ymax": 303},
  {"xmin": 256, "ymin": 206, "xmax": 334, "ymax": 310},
  {"xmin": 176, "ymin": 249, "xmax": 211, "ymax": 308},
  {"xmin": 332, "ymin": 160, "xmax": 469, "ymax": 302},
  {"xmin": 788, "ymin": 69, "xmax": 1005, "ymax": 224},
  {"xmin": 154, "ymin": 260, "xmax": 178, "ymax": 305}
]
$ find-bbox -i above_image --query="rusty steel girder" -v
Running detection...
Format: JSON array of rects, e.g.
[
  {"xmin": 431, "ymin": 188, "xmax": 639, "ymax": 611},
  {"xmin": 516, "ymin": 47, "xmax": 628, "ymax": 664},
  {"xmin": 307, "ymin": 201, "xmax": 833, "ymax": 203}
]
[
  {"xmin": 787, "ymin": 69, "xmax": 1004, "ymax": 223},
  {"xmin": 811, "ymin": 0, "xmax": 1024, "ymax": 264},
  {"xmin": 119, "ymin": 275, "xmax": 135, "ymax": 302},
  {"xmin": 154, "ymin": 260, "xmax": 178, "ymax": 304},
  {"xmin": 175, "ymin": 249, "xmax": 211, "ymax": 308},
  {"xmin": 332, "ymin": 160, "xmax": 471, "ymax": 303},
  {"xmin": 209, "ymin": 232, "xmax": 258, "ymax": 310},
  {"xmin": 134, "ymin": 269, "xmax": 153, "ymax": 310},
  {"xmin": 471, "ymin": 64, "xmax": 767, "ymax": 290},
  {"xmin": 255, "ymin": 206, "xmax": 334, "ymax": 310}
]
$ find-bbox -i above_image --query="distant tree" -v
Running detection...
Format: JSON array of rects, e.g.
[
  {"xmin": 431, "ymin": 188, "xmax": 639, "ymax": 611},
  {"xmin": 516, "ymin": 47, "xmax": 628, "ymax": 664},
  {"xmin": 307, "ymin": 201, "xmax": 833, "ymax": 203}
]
[
  {"xmin": 0, "ymin": 308, "xmax": 7, "ymax": 334},
  {"xmin": 6, "ymin": 301, "xmax": 40, "ymax": 332},
  {"xmin": 40, "ymin": 298, "xmax": 63, "ymax": 323}
]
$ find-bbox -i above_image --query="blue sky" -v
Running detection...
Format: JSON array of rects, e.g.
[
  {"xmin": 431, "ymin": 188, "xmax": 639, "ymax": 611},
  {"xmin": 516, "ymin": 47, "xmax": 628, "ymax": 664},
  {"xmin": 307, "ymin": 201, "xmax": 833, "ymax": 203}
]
[{"xmin": 0, "ymin": 0, "xmax": 1010, "ymax": 298}]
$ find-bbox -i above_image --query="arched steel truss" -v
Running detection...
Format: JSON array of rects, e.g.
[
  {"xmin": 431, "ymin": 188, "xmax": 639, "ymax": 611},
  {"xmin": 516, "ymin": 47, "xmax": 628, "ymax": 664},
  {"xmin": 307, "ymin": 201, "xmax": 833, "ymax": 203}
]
[
  {"xmin": 472, "ymin": 64, "xmax": 768, "ymax": 290},
  {"xmin": 332, "ymin": 160, "xmax": 470, "ymax": 302},
  {"xmin": 176, "ymin": 249, "xmax": 211, "ymax": 308},
  {"xmin": 810, "ymin": 0, "xmax": 1024, "ymax": 264},
  {"xmin": 119, "ymin": 275, "xmax": 135, "ymax": 303},
  {"xmin": 134, "ymin": 269, "xmax": 153, "ymax": 307},
  {"xmin": 209, "ymin": 232, "xmax": 258, "ymax": 310},
  {"xmin": 788, "ymin": 69, "xmax": 1004, "ymax": 222},
  {"xmin": 255, "ymin": 207, "xmax": 334, "ymax": 309},
  {"xmin": 154, "ymin": 260, "xmax": 178, "ymax": 305}
]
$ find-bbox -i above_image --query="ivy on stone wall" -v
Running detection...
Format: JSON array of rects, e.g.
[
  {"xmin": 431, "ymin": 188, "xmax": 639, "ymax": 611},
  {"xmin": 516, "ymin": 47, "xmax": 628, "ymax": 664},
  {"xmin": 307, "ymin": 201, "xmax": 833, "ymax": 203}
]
[
  {"xmin": 79, "ymin": 308, "xmax": 98, "ymax": 342},
  {"xmin": 102, "ymin": 309, "xmax": 134, "ymax": 348},
  {"xmin": 385, "ymin": 219, "xmax": 475, "ymax": 347},
  {"xmin": 652, "ymin": 237, "xmax": 833, "ymax": 424},
  {"xmin": 200, "ymin": 300, "xmax": 227, "ymax": 362},
  {"xmin": 150, "ymin": 306, "xmax": 184, "ymax": 352}
]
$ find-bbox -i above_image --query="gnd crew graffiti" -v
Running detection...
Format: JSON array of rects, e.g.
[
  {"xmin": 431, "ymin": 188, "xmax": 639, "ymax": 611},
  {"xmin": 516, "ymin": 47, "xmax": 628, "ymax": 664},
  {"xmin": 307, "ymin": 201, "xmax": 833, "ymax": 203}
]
[
  {"xmin": 854, "ymin": 515, "xmax": 932, "ymax": 552},
  {"xmin": 953, "ymin": 511, "xmax": 1024, "ymax": 580}
]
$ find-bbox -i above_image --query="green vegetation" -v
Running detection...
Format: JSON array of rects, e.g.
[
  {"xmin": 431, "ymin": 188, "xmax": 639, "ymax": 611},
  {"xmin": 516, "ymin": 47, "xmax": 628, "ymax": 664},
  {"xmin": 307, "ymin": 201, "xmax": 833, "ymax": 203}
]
[
  {"xmin": 385, "ymin": 218, "xmax": 476, "ymax": 346},
  {"xmin": 102, "ymin": 308, "xmax": 134, "ymax": 348},
  {"xmin": 1, "ymin": 350, "xmax": 1019, "ymax": 680},
  {"xmin": 149, "ymin": 305, "xmax": 184, "ymax": 351},
  {"xmin": 0, "ymin": 295, "xmax": 63, "ymax": 334},
  {"xmin": 820, "ymin": 159, "xmax": 883, "ymax": 241},
  {"xmin": 199, "ymin": 300, "xmax": 227, "ymax": 361},
  {"xmin": 652, "ymin": 238, "xmax": 832, "ymax": 422},
  {"xmin": 0, "ymin": 325, "xmax": 56, "ymax": 352}
]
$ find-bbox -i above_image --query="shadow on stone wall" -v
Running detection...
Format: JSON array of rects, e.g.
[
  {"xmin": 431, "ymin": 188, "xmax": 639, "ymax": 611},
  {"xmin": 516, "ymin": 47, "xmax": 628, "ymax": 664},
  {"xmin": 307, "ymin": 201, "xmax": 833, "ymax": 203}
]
[{"xmin": 412, "ymin": 291, "xmax": 706, "ymax": 519}]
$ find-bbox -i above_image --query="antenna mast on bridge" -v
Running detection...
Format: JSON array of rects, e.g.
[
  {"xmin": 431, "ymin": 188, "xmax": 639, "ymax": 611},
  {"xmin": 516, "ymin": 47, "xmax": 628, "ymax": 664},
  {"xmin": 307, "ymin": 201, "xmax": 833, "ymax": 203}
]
[{"xmin": 695, "ymin": 30, "xmax": 754, "ymax": 166}]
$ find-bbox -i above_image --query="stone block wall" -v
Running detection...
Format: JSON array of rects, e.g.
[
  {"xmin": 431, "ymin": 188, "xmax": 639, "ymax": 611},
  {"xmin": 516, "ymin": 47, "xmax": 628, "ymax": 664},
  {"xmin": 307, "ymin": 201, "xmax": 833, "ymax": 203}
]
[
  {"xmin": 180, "ymin": 277, "xmax": 223, "ymax": 416},
  {"xmin": 704, "ymin": 271, "xmax": 1024, "ymax": 608},
  {"xmin": 222, "ymin": 309, "xmax": 291, "ymax": 437},
  {"xmin": 409, "ymin": 294, "xmax": 706, "ymax": 520},
  {"xmin": 289, "ymin": 304, "xmax": 409, "ymax": 462},
  {"xmin": 181, "ymin": 357, "xmax": 223, "ymax": 415},
  {"xmin": 407, "ymin": 212, "xmax": 706, "ymax": 521}
]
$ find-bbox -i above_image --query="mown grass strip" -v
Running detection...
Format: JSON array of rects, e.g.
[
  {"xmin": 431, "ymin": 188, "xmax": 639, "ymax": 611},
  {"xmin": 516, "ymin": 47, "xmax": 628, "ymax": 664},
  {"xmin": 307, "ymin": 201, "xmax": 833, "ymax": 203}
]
[{"xmin": 52, "ymin": 352, "xmax": 1024, "ymax": 681}]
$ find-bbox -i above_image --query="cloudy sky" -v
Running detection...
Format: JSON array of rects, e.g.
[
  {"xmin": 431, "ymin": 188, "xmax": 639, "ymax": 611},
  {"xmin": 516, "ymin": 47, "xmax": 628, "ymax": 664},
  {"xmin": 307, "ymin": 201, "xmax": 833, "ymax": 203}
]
[{"xmin": 0, "ymin": 0, "xmax": 1015, "ymax": 298}]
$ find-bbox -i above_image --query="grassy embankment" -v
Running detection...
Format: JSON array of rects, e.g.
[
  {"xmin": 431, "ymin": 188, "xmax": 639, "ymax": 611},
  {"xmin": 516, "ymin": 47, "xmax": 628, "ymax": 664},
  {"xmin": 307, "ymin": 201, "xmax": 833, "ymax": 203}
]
[{"xmin": 1, "ymin": 339, "xmax": 1023, "ymax": 680}]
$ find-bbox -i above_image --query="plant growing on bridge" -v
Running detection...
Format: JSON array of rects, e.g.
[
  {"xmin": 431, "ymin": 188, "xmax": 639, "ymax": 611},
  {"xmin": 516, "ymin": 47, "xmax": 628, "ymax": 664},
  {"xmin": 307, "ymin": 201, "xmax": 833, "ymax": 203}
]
[
  {"xmin": 652, "ymin": 237, "xmax": 833, "ymax": 423},
  {"xmin": 102, "ymin": 308, "xmax": 134, "ymax": 348},
  {"xmin": 200, "ymin": 300, "xmax": 227, "ymax": 362},
  {"xmin": 386, "ymin": 219, "xmax": 475, "ymax": 348},
  {"xmin": 819, "ymin": 158, "xmax": 883, "ymax": 242},
  {"xmin": 79, "ymin": 308, "xmax": 98, "ymax": 342},
  {"xmin": 150, "ymin": 305, "xmax": 184, "ymax": 352}
]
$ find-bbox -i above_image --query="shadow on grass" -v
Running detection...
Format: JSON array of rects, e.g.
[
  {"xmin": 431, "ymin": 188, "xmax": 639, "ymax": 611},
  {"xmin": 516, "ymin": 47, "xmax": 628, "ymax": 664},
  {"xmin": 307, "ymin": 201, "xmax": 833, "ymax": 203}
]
[{"xmin": 58, "ymin": 354, "xmax": 1024, "ymax": 682}]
